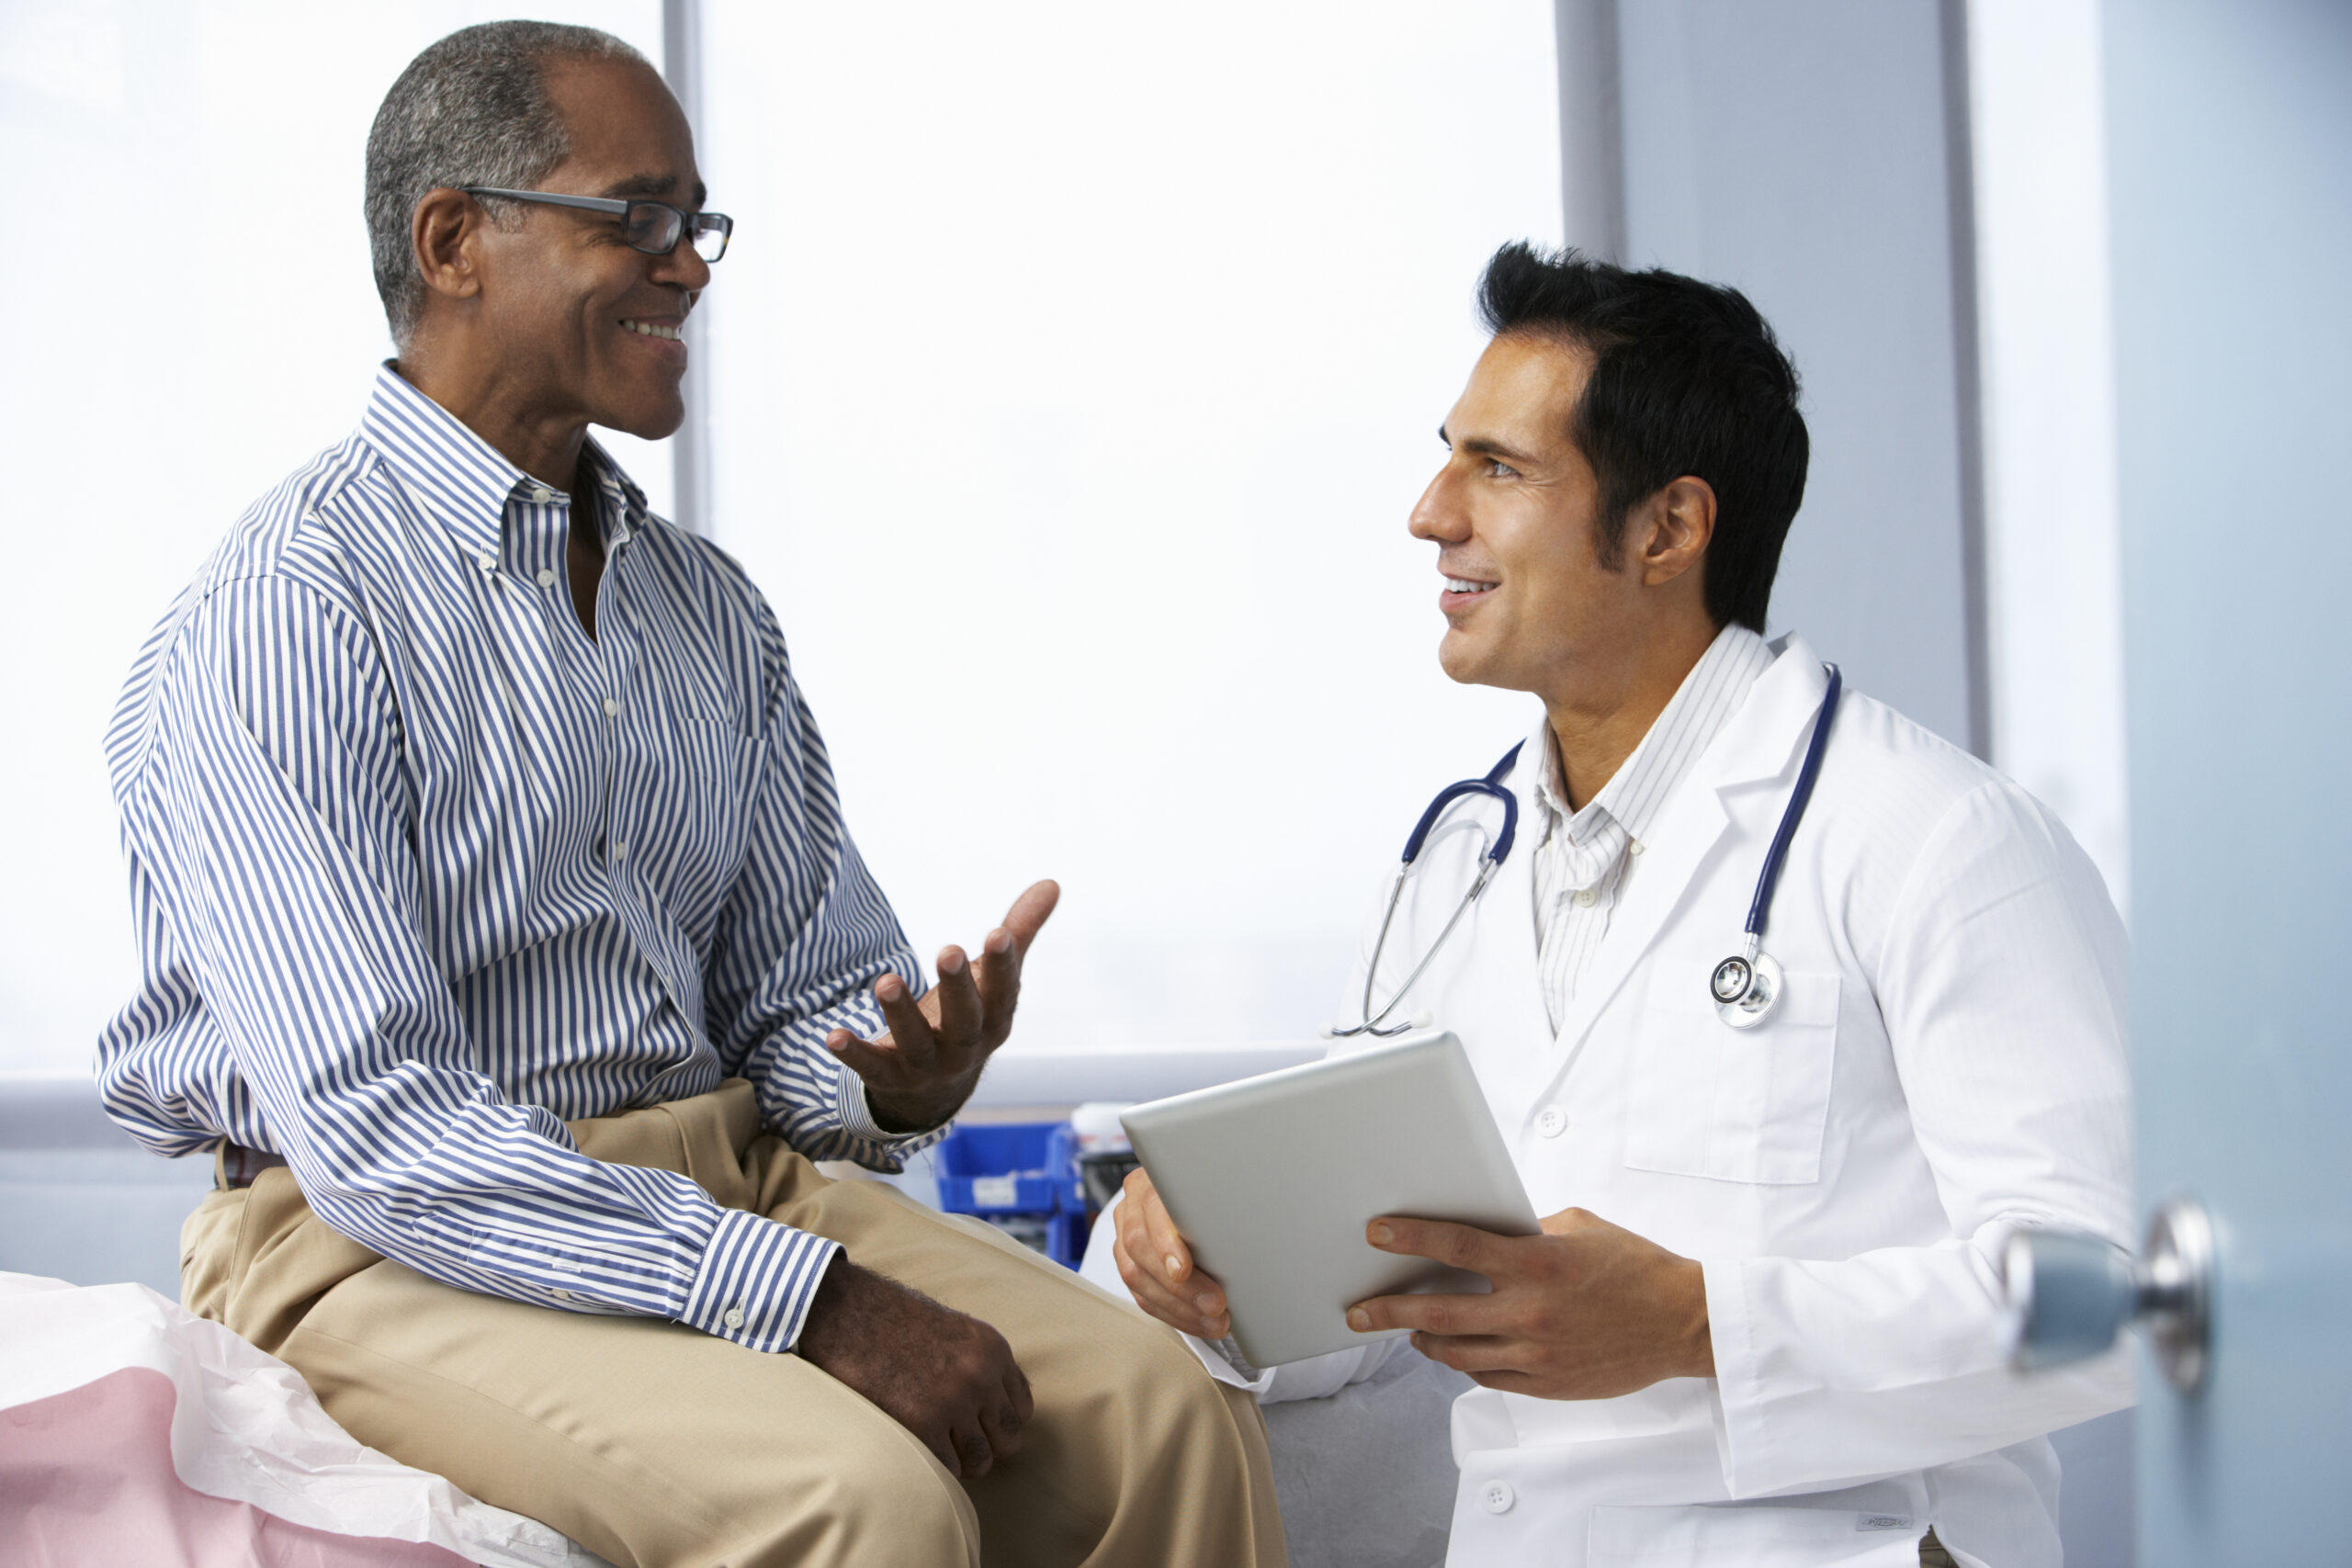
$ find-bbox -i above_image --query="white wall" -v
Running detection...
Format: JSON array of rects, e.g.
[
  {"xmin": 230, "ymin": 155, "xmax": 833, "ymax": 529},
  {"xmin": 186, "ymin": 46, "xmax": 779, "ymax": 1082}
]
[
  {"xmin": 0, "ymin": 0, "xmax": 670, "ymax": 1072},
  {"xmin": 1966, "ymin": 0, "xmax": 2132, "ymax": 914},
  {"xmin": 695, "ymin": 1, "xmax": 1564, "ymax": 1053}
]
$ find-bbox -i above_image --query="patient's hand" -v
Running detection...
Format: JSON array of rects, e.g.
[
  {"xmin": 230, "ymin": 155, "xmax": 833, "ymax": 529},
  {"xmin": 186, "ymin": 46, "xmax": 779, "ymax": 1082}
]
[
  {"xmin": 1111, "ymin": 1168, "xmax": 1232, "ymax": 1339},
  {"xmin": 827, "ymin": 880, "xmax": 1060, "ymax": 1133},
  {"xmin": 796, "ymin": 1256, "xmax": 1033, "ymax": 1479}
]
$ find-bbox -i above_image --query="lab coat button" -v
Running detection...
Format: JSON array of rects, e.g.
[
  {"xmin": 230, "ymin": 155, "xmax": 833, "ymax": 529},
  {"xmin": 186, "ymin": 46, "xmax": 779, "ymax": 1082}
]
[
  {"xmin": 1574, "ymin": 887, "xmax": 1599, "ymax": 908},
  {"xmin": 1536, "ymin": 1106, "xmax": 1566, "ymax": 1138},
  {"xmin": 1479, "ymin": 1479, "xmax": 1514, "ymax": 1514},
  {"xmin": 722, "ymin": 1305, "xmax": 746, "ymax": 1329}
]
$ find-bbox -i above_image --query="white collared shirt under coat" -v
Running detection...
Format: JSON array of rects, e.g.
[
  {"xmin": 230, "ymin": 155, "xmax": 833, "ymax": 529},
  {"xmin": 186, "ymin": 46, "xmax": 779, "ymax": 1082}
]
[
  {"xmin": 1185, "ymin": 635, "xmax": 2133, "ymax": 1568},
  {"xmin": 1530, "ymin": 626, "xmax": 1778, "ymax": 1029}
]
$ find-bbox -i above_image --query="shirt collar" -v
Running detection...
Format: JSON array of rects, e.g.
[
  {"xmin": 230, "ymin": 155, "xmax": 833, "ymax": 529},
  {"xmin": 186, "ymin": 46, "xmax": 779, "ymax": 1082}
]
[
  {"xmin": 357, "ymin": 364, "xmax": 650, "ymax": 560},
  {"xmin": 1532, "ymin": 622, "xmax": 1776, "ymax": 849}
]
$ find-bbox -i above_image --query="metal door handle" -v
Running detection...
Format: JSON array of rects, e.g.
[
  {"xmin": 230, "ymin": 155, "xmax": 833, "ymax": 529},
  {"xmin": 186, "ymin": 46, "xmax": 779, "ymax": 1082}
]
[{"xmin": 2005, "ymin": 1192, "xmax": 2214, "ymax": 1393}]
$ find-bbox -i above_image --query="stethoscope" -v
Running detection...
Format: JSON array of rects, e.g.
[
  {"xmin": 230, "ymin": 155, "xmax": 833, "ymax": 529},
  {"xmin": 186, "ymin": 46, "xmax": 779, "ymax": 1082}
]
[{"xmin": 1329, "ymin": 664, "xmax": 1842, "ymax": 1038}]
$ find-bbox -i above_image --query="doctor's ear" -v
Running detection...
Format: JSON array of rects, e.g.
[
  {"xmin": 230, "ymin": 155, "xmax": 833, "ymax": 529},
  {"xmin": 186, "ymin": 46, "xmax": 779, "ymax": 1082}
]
[{"xmin": 1629, "ymin": 476, "xmax": 1716, "ymax": 589}]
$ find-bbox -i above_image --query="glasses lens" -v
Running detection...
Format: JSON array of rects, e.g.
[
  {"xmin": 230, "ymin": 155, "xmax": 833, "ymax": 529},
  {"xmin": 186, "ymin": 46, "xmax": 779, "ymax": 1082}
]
[
  {"xmin": 691, "ymin": 213, "xmax": 732, "ymax": 263},
  {"xmin": 625, "ymin": 201, "xmax": 684, "ymax": 255}
]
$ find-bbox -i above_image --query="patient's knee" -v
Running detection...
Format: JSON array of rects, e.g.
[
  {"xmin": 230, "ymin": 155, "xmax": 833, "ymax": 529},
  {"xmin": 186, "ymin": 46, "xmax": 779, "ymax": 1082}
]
[{"xmin": 764, "ymin": 1429, "xmax": 978, "ymax": 1568}]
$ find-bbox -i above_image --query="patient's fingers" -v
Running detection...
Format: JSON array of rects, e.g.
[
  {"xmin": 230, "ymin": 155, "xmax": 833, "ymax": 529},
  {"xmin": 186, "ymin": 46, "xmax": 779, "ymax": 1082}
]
[
  {"xmin": 977, "ymin": 1385, "xmax": 1023, "ymax": 1469},
  {"xmin": 931, "ymin": 946, "xmax": 983, "ymax": 1051},
  {"xmin": 1006, "ymin": 1362, "xmax": 1035, "ymax": 1428},
  {"xmin": 873, "ymin": 974, "xmax": 936, "ymax": 1069},
  {"xmin": 949, "ymin": 1416, "xmax": 993, "ymax": 1479},
  {"xmin": 978, "ymin": 880, "xmax": 1058, "ymax": 1039},
  {"xmin": 823, "ymin": 1032, "xmax": 899, "ymax": 1089}
]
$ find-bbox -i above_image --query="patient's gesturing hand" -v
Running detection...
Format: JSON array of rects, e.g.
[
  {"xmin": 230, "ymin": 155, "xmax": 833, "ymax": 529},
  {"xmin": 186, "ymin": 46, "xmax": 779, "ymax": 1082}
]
[
  {"xmin": 1111, "ymin": 1167, "xmax": 1232, "ymax": 1339},
  {"xmin": 825, "ymin": 880, "xmax": 1059, "ymax": 1132}
]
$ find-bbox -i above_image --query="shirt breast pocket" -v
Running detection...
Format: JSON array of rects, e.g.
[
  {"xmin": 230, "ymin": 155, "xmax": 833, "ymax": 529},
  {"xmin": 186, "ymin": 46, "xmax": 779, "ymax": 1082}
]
[
  {"xmin": 649, "ymin": 720, "xmax": 767, "ymax": 908},
  {"xmin": 1622, "ymin": 958, "xmax": 1841, "ymax": 1185}
]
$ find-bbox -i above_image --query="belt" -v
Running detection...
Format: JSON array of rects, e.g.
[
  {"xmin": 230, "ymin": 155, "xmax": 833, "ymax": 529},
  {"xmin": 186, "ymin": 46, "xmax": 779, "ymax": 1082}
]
[{"xmin": 219, "ymin": 1142, "xmax": 290, "ymax": 1189}]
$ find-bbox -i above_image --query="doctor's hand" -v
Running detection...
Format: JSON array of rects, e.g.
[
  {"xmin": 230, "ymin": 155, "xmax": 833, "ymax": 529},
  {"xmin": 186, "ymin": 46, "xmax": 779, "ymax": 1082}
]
[
  {"xmin": 1347, "ymin": 1207, "xmax": 1714, "ymax": 1401},
  {"xmin": 1110, "ymin": 1168, "xmax": 1233, "ymax": 1339},
  {"xmin": 825, "ymin": 880, "xmax": 1060, "ymax": 1133}
]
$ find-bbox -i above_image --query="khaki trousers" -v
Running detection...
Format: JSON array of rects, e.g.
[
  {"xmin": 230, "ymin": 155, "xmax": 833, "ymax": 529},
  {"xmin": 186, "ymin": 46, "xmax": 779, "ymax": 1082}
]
[{"xmin": 179, "ymin": 1082, "xmax": 1284, "ymax": 1568}]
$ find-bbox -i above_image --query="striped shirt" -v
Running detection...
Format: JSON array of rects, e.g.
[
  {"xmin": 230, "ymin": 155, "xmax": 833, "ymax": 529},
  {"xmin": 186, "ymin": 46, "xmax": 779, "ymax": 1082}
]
[
  {"xmin": 96, "ymin": 365, "xmax": 937, "ymax": 1355},
  {"xmin": 1530, "ymin": 624, "xmax": 1775, "ymax": 1029}
]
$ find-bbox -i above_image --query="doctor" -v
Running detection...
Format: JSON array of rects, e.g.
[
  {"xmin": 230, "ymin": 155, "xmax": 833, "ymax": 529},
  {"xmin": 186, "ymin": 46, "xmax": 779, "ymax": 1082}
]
[{"xmin": 1103, "ymin": 243, "xmax": 2133, "ymax": 1567}]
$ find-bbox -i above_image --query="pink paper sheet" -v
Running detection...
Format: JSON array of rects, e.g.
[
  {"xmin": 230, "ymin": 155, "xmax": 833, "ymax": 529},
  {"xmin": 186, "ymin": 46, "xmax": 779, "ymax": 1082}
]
[{"xmin": 1, "ymin": 1365, "xmax": 472, "ymax": 1568}]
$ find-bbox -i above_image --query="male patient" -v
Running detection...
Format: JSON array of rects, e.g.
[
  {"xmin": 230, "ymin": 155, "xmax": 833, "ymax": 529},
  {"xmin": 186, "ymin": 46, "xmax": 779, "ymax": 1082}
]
[{"xmin": 94, "ymin": 21, "xmax": 1279, "ymax": 1568}]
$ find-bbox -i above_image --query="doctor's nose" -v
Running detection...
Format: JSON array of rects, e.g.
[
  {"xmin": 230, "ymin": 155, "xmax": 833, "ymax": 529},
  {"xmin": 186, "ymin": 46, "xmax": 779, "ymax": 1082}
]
[{"xmin": 1408, "ymin": 469, "xmax": 1471, "ymax": 543}]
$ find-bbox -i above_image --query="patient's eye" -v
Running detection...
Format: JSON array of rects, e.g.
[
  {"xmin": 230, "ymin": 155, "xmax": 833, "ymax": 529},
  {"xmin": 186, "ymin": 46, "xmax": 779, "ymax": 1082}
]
[{"xmin": 1485, "ymin": 457, "xmax": 1520, "ymax": 479}]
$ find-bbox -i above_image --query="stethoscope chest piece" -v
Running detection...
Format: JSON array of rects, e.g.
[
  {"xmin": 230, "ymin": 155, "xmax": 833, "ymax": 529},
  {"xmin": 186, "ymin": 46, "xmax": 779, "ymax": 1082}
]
[
  {"xmin": 1711, "ymin": 948, "xmax": 1783, "ymax": 1029},
  {"xmin": 1705, "ymin": 660, "xmax": 1841, "ymax": 1032}
]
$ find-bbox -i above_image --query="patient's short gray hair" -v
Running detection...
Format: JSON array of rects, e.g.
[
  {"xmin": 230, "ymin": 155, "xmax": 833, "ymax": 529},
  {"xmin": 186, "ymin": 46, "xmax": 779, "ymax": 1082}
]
[{"xmin": 365, "ymin": 21, "xmax": 649, "ymax": 347}]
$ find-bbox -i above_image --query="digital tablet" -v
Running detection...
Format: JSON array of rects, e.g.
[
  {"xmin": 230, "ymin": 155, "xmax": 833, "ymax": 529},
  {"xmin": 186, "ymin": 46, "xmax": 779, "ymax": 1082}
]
[{"xmin": 1119, "ymin": 1030, "xmax": 1539, "ymax": 1368}]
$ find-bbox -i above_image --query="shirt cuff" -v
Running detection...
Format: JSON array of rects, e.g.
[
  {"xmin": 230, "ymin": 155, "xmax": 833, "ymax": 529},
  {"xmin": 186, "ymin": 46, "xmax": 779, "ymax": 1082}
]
[
  {"xmin": 677, "ymin": 1205, "xmax": 842, "ymax": 1353},
  {"xmin": 834, "ymin": 1065, "xmax": 954, "ymax": 1150},
  {"xmin": 1182, "ymin": 1329, "xmax": 1279, "ymax": 1395}
]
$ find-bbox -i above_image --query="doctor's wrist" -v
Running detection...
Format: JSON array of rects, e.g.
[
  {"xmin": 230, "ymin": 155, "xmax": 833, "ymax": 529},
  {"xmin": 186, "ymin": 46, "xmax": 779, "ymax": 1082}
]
[{"xmin": 1670, "ymin": 1258, "xmax": 1716, "ymax": 1380}]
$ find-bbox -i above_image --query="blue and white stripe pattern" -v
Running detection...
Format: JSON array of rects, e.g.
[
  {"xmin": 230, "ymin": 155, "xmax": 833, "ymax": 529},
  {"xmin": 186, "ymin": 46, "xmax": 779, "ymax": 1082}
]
[{"xmin": 96, "ymin": 365, "xmax": 938, "ymax": 1354}]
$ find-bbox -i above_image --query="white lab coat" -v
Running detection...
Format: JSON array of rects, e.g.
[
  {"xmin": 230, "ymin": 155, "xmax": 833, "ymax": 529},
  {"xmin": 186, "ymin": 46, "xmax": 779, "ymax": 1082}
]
[{"xmin": 1100, "ymin": 637, "xmax": 2135, "ymax": 1568}]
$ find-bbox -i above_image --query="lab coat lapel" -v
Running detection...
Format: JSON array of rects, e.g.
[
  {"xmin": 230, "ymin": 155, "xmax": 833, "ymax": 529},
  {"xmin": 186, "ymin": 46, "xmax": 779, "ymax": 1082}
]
[{"xmin": 1536, "ymin": 639, "xmax": 1834, "ymax": 1079}]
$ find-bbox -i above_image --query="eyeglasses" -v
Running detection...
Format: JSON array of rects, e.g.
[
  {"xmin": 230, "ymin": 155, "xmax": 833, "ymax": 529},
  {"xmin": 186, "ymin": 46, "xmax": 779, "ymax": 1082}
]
[{"xmin": 461, "ymin": 186, "xmax": 732, "ymax": 263}]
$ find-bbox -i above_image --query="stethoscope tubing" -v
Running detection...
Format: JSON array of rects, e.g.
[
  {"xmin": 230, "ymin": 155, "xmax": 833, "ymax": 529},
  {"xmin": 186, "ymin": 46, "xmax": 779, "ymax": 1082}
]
[
  {"xmin": 1336, "ymin": 743, "xmax": 1523, "ymax": 1038},
  {"xmin": 1334, "ymin": 663, "xmax": 1843, "ymax": 1039},
  {"xmin": 1741, "ymin": 663, "xmax": 1841, "ymax": 943}
]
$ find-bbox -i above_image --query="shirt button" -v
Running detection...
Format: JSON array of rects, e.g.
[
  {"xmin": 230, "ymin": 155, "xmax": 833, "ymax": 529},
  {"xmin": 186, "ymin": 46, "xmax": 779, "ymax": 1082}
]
[
  {"xmin": 1480, "ymin": 1479, "xmax": 1515, "ymax": 1514},
  {"xmin": 1536, "ymin": 1106, "xmax": 1567, "ymax": 1138},
  {"xmin": 477, "ymin": 550, "xmax": 497, "ymax": 573},
  {"xmin": 530, "ymin": 485, "xmax": 555, "ymax": 503},
  {"xmin": 1629, "ymin": 840, "xmax": 1645, "ymax": 856},
  {"xmin": 602, "ymin": 696, "xmax": 621, "ymax": 716},
  {"xmin": 722, "ymin": 1305, "xmax": 746, "ymax": 1329},
  {"xmin": 1574, "ymin": 886, "xmax": 1599, "ymax": 908},
  {"xmin": 537, "ymin": 568, "xmax": 558, "ymax": 588},
  {"xmin": 608, "ymin": 840, "xmax": 627, "ymax": 862},
  {"xmin": 552, "ymin": 1288, "xmax": 573, "ymax": 1302}
]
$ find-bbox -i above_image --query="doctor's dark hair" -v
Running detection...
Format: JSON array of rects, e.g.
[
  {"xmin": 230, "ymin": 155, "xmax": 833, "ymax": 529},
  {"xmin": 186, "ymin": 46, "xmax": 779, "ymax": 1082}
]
[
  {"xmin": 365, "ymin": 21, "xmax": 650, "ymax": 349},
  {"xmin": 1476, "ymin": 242, "xmax": 1809, "ymax": 634}
]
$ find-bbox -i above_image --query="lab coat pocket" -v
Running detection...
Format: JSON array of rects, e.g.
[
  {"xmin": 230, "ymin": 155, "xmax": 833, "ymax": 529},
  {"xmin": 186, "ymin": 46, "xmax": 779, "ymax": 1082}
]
[
  {"xmin": 1587, "ymin": 1504, "xmax": 1926, "ymax": 1566},
  {"xmin": 1623, "ymin": 960, "xmax": 1840, "ymax": 1184}
]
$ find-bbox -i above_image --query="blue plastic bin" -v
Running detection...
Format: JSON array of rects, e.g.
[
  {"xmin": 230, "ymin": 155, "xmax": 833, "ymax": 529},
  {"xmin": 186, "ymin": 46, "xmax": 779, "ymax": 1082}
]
[{"xmin": 933, "ymin": 1122, "xmax": 1090, "ymax": 1268}]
